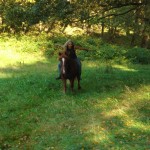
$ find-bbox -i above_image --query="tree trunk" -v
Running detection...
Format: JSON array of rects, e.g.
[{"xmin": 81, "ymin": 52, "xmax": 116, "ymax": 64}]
[
  {"xmin": 130, "ymin": 9, "xmax": 140, "ymax": 46},
  {"xmin": 101, "ymin": 11, "xmax": 105, "ymax": 37},
  {"xmin": 131, "ymin": 33, "xmax": 137, "ymax": 46},
  {"xmin": 86, "ymin": 24, "xmax": 91, "ymax": 34},
  {"xmin": 126, "ymin": 28, "xmax": 130, "ymax": 36},
  {"xmin": 140, "ymin": 1, "xmax": 150, "ymax": 48},
  {"xmin": 0, "ymin": 15, "xmax": 2, "ymax": 33},
  {"xmin": 141, "ymin": 32, "xmax": 149, "ymax": 48},
  {"xmin": 108, "ymin": 27, "xmax": 115, "ymax": 42}
]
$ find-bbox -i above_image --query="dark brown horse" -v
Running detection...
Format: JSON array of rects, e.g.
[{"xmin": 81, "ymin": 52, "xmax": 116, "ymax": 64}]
[{"xmin": 58, "ymin": 52, "xmax": 81, "ymax": 93}]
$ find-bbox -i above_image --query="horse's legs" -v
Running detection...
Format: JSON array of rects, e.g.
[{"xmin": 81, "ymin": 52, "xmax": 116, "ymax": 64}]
[
  {"xmin": 63, "ymin": 79, "xmax": 67, "ymax": 93},
  {"xmin": 76, "ymin": 58, "xmax": 81, "ymax": 80},
  {"xmin": 77, "ymin": 79, "xmax": 81, "ymax": 90},
  {"xmin": 70, "ymin": 79, "xmax": 74, "ymax": 92}
]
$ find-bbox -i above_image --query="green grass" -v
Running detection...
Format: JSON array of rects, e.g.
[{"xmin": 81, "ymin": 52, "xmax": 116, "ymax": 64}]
[{"xmin": 0, "ymin": 36, "xmax": 150, "ymax": 149}]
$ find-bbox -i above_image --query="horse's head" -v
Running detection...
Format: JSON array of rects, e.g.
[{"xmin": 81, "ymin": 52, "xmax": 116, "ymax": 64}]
[
  {"xmin": 58, "ymin": 52, "xmax": 68, "ymax": 60},
  {"xmin": 58, "ymin": 52, "xmax": 69, "ymax": 75}
]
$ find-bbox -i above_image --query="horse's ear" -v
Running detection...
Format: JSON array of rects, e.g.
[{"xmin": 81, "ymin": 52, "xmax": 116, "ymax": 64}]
[
  {"xmin": 58, "ymin": 52, "xmax": 62, "ymax": 56},
  {"xmin": 65, "ymin": 51, "xmax": 67, "ymax": 55}
]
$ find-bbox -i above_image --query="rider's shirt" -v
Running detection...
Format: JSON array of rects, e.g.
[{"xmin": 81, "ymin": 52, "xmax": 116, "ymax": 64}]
[{"xmin": 66, "ymin": 48, "xmax": 77, "ymax": 59}]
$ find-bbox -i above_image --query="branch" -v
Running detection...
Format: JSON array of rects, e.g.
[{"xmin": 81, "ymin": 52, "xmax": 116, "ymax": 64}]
[
  {"xmin": 98, "ymin": 1, "xmax": 145, "ymax": 9},
  {"xmin": 90, "ymin": 7, "xmax": 138, "ymax": 21},
  {"xmin": 103, "ymin": 2, "xmax": 144, "ymax": 11}
]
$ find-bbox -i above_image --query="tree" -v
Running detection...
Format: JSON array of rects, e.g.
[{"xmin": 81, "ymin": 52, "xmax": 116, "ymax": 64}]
[{"xmin": 0, "ymin": 0, "xmax": 149, "ymax": 49}]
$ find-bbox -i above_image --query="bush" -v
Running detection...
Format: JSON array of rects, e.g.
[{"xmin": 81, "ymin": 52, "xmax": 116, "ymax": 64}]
[
  {"xmin": 72, "ymin": 36, "xmax": 103, "ymax": 60},
  {"xmin": 126, "ymin": 47, "xmax": 150, "ymax": 64},
  {"xmin": 43, "ymin": 40, "xmax": 55, "ymax": 56},
  {"xmin": 96, "ymin": 44, "xmax": 126, "ymax": 62},
  {"xmin": 95, "ymin": 44, "xmax": 127, "ymax": 72}
]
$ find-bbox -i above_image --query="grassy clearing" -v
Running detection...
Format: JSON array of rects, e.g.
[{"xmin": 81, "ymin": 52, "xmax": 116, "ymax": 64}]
[{"xmin": 0, "ymin": 36, "xmax": 150, "ymax": 149}]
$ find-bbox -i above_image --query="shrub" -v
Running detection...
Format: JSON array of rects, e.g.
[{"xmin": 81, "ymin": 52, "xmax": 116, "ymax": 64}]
[
  {"xmin": 126, "ymin": 47, "xmax": 150, "ymax": 64},
  {"xmin": 96, "ymin": 44, "xmax": 127, "ymax": 72}
]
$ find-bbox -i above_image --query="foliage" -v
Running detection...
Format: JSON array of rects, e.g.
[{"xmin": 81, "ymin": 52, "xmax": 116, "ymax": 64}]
[
  {"xmin": 126, "ymin": 47, "xmax": 150, "ymax": 64},
  {"xmin": 0, "ymin": 0, "xmax": 149, "ymax": 41},
  {"xmin": 96, "ymin": 44, "xmax": 127, "ymax": 72}
]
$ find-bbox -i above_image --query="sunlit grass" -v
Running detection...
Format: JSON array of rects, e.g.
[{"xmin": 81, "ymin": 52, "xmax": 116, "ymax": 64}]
[
  {"xmin": 0, "ymin": 48, "xmax": 47, "ymax": 80},
  {"xmin": 113, "ymin": 65, "xmax": 138, "ymax": 72}
]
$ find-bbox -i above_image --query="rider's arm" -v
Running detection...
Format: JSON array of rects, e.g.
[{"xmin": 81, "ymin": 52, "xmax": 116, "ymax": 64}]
[{"xmin": 74, "ymin": 46, "xmax": 88, "ymax": 51}]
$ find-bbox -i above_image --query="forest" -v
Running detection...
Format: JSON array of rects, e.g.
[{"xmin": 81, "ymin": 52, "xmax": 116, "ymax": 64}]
[
  {"xmin": 0, "ymin": 0, "xmax": 150, "ymax": 149},
  {"xmin": 0, "ymin": 0, "xmax": 150, "ymax": 48}
]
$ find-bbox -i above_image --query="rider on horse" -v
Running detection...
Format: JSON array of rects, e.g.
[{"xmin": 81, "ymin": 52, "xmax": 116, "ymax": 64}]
[{"xmin": 56, "ymin": 39, "xmax": 88, "ymax": 80}]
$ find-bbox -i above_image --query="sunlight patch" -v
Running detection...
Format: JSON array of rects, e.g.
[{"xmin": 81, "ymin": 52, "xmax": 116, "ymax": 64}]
[
  {"xmin": 86, "ymin": 62, "xmax": 99, "ymax": 68},
  {"xmin": 0, "ymin": 49, "xmax": 48, "ymax": 78},
  {"xmin": 125, "ymin": 118, "xmax": 150, "ymax": 131},
  {"xmin": 0, "ymin": 72, "xmax": 12, "ymax": 78},
  {"xmin": 113, "ymin": 65, "xmax": 137, "ymax": 72},
  {"xmin": 0, "ymin": 49, "xmax": 46, "ymax": 67},
  {"xmin": 64, "ymin": 25, "xmax": 84, "ymax": 35},
  {"xmin": 83, "ymin": 124, "xmax": 110, "ymax": 145}
]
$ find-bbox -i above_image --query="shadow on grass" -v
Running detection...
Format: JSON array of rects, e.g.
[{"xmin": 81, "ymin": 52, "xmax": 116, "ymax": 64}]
[{"xmin": 0, "ymin": 61, "xmax": 150, "ymax": 149}]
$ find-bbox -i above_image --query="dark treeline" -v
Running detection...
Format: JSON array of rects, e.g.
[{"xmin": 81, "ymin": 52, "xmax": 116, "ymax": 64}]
[{"xmin": 0, "ymin": 0, "xmax": 150, "ymax": 48}]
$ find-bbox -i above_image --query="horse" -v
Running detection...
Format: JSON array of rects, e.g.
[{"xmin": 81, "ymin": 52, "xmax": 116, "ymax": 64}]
[{"xmin": 58, "ymin": 52, "xmax": 81, "ymax": 93}]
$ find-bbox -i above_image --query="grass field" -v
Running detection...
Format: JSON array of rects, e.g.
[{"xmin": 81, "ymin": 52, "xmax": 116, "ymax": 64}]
[{"xmin": 0, "ymin": 36, "xmax": 150, "ymax": 149}]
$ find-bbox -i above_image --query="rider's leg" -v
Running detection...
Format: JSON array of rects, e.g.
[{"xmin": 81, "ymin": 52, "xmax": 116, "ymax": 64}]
[
  {"xmin": 56, "ymin": 62, "xmax": 61, "ymax": 80},
  {"xmin": 76, "ymin": 58, "xmax": 81, "ymax": 80}
]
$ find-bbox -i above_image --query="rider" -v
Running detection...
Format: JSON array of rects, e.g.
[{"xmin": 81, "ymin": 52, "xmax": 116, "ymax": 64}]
[{"xmin": 56, "ymin": 39, "xmax": 88, "ymax": 80}]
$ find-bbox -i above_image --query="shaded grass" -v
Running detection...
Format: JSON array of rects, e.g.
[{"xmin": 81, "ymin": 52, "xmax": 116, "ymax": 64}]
[{"xmin": 0, "ymin": 39, "xmax": 150, "ymax": 149}]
